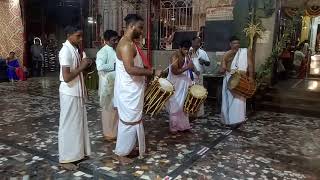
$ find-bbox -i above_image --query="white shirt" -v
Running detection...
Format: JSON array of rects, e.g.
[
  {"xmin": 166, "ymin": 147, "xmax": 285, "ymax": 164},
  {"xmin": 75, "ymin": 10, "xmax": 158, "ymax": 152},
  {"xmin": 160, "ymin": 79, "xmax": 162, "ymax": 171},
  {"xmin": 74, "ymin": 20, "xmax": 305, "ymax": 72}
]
[
  {"xmin": 59, "ymin": 40, "xmax": 84, "ymax": 97},
  {"xmin": 96, "ymin": 44, "xmax": 116, "ymax": 72},
  {"xmin": 293, "ymin": 50, "xmax": 305, "ymax": 66},
  {"xmin": 190, "ymin": 47, "xmax": 210, "ymax": 73}
]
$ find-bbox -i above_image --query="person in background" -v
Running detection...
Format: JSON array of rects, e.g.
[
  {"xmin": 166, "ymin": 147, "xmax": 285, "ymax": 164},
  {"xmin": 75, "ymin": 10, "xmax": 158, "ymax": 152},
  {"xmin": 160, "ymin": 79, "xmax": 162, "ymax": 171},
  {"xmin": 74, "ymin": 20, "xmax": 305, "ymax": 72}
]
[
  {"xmin": 190, "ymin": 36, "xmax": 210, "ymax": 117},
  {"xmin": 293, "ymin": 44, "xmax": 305, "ymax": 77},
  {"xmin": 279, "ymin": 43, "xmax": 292, "ymax": 79},
  {"xmin": 31, "ymin": 37, "xmax": 44, "ymax": 77},
  {"xmin": 6, "ymin": 52, "xmax": 20, "ymax": 82},
  {"xmin": 96, "ymin": 30, "xmax": 119, "ymax": 141},
  {"xmin": 45, "ymin": 34, "xmax": 58, "ymax": 72}
]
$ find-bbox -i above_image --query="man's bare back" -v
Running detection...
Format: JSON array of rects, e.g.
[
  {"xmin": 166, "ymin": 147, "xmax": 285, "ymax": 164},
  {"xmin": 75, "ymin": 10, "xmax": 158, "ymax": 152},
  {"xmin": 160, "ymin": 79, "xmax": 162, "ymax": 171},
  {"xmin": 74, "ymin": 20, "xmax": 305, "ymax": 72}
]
[{"xmin": 116, "ymin": 37, "xmax": 136, "ymax": 61}]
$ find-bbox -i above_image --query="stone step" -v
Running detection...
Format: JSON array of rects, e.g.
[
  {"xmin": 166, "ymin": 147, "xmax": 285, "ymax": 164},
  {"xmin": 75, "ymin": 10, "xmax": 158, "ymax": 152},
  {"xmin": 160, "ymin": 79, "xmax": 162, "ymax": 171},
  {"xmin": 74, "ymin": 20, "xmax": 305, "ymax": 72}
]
[
  {"xmin": 256, "ymin": 101, "xmax": 320, "ymax": 118},
  {"xmin": 261, "ymin": 92, "xmax": 320, "ymax": 104}
]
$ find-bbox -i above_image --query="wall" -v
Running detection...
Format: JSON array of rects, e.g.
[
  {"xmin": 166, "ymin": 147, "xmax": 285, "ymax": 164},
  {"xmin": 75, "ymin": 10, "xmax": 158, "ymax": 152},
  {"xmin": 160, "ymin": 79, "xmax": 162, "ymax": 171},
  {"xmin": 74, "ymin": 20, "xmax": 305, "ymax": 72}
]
[
  {"xmin": 310, "ymin": 16, "xmax": 320, "ymax": 53},
  {"xmin": 254, "ymin": 6, "xmax": 277, "ymax": 69},
  {"xmin": 0, "ymin": 0, "xmax": 24, "ymax": 64}
]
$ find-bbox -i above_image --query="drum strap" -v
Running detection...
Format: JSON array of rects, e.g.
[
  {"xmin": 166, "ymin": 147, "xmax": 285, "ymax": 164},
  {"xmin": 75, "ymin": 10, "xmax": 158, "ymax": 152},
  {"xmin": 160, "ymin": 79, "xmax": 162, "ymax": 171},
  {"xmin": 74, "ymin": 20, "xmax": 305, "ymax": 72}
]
[
  {"xmin": 225, "ymin": 77, "xmax": 235, "ymax": 119},
  {"xmin": 234, "ymin": 49, "xmax": 241, "ymax": 71},
  {"xmin": 135, "ymin": 43, "xmax": 152, "ymax": 70},
  {"xmin": 186, "ymin": 56, "xmax": 194, "ymax": 81}
]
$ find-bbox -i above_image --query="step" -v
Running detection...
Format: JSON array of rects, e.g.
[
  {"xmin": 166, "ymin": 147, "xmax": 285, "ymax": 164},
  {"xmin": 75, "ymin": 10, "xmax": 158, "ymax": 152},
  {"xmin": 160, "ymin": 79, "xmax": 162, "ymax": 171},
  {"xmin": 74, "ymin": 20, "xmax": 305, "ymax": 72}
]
[
  {"xmin": 256, "ymin": 101, "xmax": 320, "ymax": 118},
  {"xmin": 261, "ymin": 92, "xmax": 320, "ymax": 104}
]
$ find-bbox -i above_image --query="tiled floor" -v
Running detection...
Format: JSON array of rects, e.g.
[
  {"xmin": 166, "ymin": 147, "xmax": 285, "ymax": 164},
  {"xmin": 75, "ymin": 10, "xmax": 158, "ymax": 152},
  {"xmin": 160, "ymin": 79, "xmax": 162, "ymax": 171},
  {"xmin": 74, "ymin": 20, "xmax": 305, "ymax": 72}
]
[{"xmin": 0, "ymin": 77, "xmax": 319, "ymax": 179}]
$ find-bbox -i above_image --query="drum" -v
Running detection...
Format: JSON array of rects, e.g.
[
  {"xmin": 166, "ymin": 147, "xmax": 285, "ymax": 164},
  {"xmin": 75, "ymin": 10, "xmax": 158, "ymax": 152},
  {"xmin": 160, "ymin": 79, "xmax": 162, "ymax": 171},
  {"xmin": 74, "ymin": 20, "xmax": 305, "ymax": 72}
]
[
  {"xmin": 227, "ymin": 71, "xmax": 256, "ymax": 98},
  {"xmin": 144, "ymin": 78, "xmax": 174, "ymax": 117},
  {"xmin": 184, "ymin": 84, "xmax": 208, "ymax": 114}
]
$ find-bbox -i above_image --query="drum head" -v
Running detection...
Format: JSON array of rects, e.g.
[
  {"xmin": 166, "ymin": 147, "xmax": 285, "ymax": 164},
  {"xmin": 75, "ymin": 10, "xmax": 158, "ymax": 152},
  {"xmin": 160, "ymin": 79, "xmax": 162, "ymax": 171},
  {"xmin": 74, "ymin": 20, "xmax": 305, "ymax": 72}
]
[
  {"xmin": 159, "ymin": 78, "xmax": 174, "ymax": 92},
  {"xmin": 228, "ymin": 73, "xmax": 240, "ymax": 89},
  {"xmin": 190, "ymin": 85, "xmax": 207, "ymax": 98}
]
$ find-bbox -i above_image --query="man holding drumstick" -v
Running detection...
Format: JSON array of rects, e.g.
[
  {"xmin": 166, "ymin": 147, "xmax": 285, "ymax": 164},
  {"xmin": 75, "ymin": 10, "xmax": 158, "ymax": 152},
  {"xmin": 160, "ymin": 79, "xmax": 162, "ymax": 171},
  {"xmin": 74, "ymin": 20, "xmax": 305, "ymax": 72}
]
[
  {"xmin": 113, "ymin": 14, "xmax": 161, "ymax": 164},
  {"xmin": 167, "ymin": 40, "xmax": 199, "ymax": 134}
]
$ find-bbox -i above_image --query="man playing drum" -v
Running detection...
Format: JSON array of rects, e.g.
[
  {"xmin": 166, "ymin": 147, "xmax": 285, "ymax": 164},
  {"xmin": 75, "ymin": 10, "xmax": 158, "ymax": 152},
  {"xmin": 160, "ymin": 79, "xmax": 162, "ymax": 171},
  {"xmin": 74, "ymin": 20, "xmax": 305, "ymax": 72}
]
[
  {"xmin": 190, "ymin": 36, "xmax": 210, "ymax": 117},
  {"xmin": 220, "ymin": 36, "xmax": 254, "ymax": 128},
  {"xmin": 113, "ymin": 14, "xmax": 161, "ymax": 164},
  {"xmin": 167, "ymin": 40, "xmax": 199, "ymax": 134},
  {"xmin": 96, "ymin": 30, "xmax": 119, "ymax": 141}
]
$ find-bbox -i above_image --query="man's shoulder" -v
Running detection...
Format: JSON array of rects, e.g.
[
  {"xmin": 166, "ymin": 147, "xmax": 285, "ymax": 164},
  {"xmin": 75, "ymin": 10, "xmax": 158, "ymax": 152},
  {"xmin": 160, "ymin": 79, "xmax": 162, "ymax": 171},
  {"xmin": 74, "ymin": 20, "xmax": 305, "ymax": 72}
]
[
  {"xmin": 199, "ymin": 48, "xmax": 207, "ymax": 53},
  {"xmin": 97, "ymin": 46, "xmax": 108, "ymax": 55},
  {"xmin": 199, "ymin": 48, "xmax": 209, "ymax": 55},
  {"xmin": 59, "ymin": 46, "xmax": 72, "ymax": 57},
  {"xmin": 223, "ymin": 50, "xmax": 233, "ymax": 57},
  {"xmin": 172, "ymin": 51, "xmax": 180, "ymax": 58}
]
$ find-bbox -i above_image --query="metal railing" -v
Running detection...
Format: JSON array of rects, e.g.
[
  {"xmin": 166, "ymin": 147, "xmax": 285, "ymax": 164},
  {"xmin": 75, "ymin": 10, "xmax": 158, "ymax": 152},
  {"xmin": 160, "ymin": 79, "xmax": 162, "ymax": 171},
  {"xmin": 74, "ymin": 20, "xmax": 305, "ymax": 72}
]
[{"xmin": 99, "ymin": 0, "xmax": 209, "ymax": 50}]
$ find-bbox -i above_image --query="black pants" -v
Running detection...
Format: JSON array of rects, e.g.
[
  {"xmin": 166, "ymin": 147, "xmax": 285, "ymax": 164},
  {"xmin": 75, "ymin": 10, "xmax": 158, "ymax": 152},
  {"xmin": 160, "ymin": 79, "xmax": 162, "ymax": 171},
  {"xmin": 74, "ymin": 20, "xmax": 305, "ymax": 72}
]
[{"xmin": 32, "ymin": 60, "xmax": 43, "ymax": 77}]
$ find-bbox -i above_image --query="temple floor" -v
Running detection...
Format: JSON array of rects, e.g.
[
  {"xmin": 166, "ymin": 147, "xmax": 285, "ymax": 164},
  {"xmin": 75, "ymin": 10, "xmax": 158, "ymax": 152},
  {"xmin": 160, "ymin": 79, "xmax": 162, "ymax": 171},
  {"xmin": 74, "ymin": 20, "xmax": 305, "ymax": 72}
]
[{"xmin": 0, "ymin": 77, "xmax": 319, "ymax": 180}]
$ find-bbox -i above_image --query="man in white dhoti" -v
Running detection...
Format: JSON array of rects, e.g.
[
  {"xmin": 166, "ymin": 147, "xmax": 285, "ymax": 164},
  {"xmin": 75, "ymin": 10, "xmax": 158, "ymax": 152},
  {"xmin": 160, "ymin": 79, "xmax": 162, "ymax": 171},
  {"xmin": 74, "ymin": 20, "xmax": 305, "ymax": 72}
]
[
  {"xmin": 220, "ymin": 36, "xmax": 254, "ymax": 128},
  {"xmin": 167, "ymin": 40, "xmax": 199, "ymax": 134},
  {"xmin": 190, "ymin": 36, "xmax": 210, "ymax": 117},
  {"xmin": 113, "ymin": 14, "xmax": 161, "ymax": 164},
  {"xmin": 58, "ymin": 26, "xmax": 92, "ymax": 170},
  {"xmin": 96, "ymin": 30, "xmax": 119, "ymax": 141}
]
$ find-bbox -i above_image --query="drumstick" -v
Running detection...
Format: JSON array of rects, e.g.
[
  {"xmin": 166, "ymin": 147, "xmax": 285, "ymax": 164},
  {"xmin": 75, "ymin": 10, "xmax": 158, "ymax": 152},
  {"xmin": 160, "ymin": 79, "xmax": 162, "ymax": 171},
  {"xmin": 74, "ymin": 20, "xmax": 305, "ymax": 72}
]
[{"xmin": 160, "ymin": 54, "xmax": 190, "ymax": 74}]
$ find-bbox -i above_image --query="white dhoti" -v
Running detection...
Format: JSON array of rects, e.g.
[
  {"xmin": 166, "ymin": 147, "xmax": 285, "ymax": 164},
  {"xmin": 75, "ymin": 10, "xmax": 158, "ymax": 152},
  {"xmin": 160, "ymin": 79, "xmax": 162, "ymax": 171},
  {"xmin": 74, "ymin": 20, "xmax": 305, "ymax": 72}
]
[
  {"xmin": 167, "ymin": 58, "xmax": 192, "ymax": 132},
  {"xmin": 114, "ymin": 52, "xmax": 145, "ymax": 157},
  {"xmin": 99, "ymin": 71, "xmax": 118, "ymax": 139},
  {"xmin": 101, "ymin": 109, "xmax": 118, "ymax": 139},
  {"xmin": 115, "ymin": 120, "xmax": 145, "ymax": 156},
  {"xmin": 221, "ymin": 73, "xmax": 246, "ymax": 125},
  {"xmin": 58, "ymin": 94, "xmax": 91, "ymax": 163},
  {"xmin": 221, "ymin": 48, "xmax": 247, "ymax": 125}
]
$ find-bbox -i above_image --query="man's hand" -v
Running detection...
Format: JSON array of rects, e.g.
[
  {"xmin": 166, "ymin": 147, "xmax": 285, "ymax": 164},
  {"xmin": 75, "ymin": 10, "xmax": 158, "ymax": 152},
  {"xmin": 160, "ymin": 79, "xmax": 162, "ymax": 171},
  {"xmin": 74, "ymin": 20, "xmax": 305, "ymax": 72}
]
[
  {"xmin": 79, "ymin": 58, "xmax": 92, "ymax": 71},
  {"xmin": 199, "ymin": 58, "xmax": 205, "ymax": 65},
  {"xmin": 155, "ymin": 69, "xmax": 163, "ymax": 77},
  {"xmin": 187, "ymin": 62, "xmax": 195, "ymax": 70}
]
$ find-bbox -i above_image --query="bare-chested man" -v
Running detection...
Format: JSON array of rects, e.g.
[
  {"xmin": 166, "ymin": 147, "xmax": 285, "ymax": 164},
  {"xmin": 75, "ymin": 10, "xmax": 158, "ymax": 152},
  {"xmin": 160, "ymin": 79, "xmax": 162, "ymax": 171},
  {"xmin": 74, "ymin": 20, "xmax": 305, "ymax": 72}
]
[
  {"xmin": 167, "ymin": 40, "xmax": 199, "ymax": 134},
  {"xmin": 220, "ymin": 36, "xmax": 254, "ymax": 128},
  {"xmin": 113, "ymin": 14, "xmax": 161, "ymax": 164}
]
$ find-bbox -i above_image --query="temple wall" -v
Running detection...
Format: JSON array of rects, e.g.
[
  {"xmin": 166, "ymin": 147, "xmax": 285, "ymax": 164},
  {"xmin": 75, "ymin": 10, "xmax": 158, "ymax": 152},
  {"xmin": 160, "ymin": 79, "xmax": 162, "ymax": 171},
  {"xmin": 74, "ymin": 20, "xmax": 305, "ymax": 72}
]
[{"xmin": 0, "ymin": 0, "xmax": 24, "ymax": 64}]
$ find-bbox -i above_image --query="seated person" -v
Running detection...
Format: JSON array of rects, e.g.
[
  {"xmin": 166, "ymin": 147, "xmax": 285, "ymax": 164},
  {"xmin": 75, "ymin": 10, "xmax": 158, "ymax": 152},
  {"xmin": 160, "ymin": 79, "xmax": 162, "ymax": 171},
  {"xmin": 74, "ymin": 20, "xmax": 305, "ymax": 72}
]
[
  {"xmin": 293, "ymin": 44, "xmax": 305, "ymax": 76},
  {"xmin": 6, "ymin": 52, "xmax": 26, "ymax": 81}
]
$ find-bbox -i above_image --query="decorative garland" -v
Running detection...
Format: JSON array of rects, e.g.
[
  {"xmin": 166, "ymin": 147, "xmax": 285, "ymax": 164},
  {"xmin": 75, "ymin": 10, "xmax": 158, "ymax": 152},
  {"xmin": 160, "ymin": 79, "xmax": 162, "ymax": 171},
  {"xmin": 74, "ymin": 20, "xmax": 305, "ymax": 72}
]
[
  {"xmin": 284, "ymin": 6, "xmax": 320, "ymax": 17},
  {"xmin": 305, "ymin": 6, "xmax": 320, "ymax": 17}
]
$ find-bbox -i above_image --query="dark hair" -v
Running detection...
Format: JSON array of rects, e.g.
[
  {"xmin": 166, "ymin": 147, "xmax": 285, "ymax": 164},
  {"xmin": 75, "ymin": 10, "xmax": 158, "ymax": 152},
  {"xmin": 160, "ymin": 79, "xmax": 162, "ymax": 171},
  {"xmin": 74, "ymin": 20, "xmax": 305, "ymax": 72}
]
[
  {"xmin": 124, "ymin": 14, "xmax": 144, "ymax": 27},
  {"xmin": 192, "ymin": 36, "xmax": 201, "ymax": 41},
  {"xmin": 179, "ymin": 40, "xmax": 192, "ymax": 49},
  {"xmin": 9, "ymin": 52, "xmax": 15, "ymax": 54},
  {"xmin": 103, "ymin": 30, "xmax": 118, "ymax": 41},
  {"xmin": 229, "ymin": 36, "xmax": 240, "ymax": 42},
  {"xmin": 64, "ymin": 25, "xmax": 82, "ymax": 36},
  {"xmin": 297, "ymin": 43, "xmax": 304, "ymax": 50}
]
